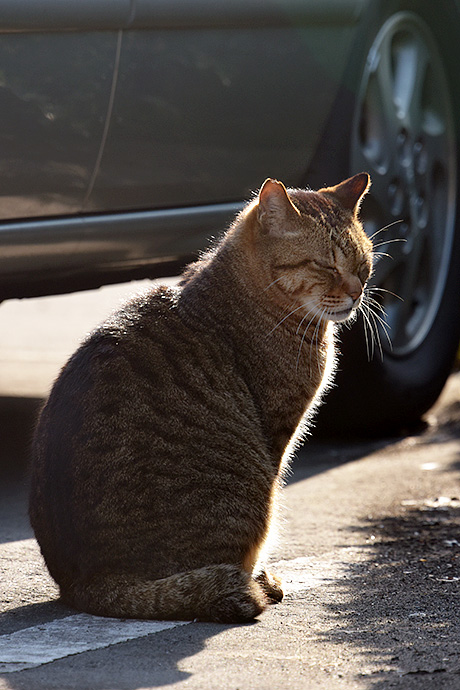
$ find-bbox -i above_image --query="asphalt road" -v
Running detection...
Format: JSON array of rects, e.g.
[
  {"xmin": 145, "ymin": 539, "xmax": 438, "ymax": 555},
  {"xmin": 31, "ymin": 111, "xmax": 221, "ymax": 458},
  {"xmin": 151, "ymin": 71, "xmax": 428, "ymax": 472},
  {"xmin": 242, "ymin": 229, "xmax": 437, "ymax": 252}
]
[{"xmin": 0, "ymin": 282, "xmax": 459, "ymax": 689}]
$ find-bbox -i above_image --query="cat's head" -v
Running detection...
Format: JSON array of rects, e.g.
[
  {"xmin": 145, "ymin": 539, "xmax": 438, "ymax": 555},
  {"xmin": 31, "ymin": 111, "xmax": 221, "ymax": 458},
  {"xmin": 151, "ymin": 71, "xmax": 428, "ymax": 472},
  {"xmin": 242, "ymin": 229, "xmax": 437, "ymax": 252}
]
[{"xmin": 252, "ymin": 173, "xmax": 373, "ymax": 323}]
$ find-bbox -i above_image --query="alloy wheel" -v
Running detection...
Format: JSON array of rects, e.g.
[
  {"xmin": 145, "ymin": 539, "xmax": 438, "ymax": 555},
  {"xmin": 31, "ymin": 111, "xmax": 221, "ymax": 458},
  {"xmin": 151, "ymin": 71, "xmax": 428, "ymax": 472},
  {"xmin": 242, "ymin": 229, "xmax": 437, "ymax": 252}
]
[{"xmin": 351, "ymin": 12, "xmax": 457, "ymax": 356}]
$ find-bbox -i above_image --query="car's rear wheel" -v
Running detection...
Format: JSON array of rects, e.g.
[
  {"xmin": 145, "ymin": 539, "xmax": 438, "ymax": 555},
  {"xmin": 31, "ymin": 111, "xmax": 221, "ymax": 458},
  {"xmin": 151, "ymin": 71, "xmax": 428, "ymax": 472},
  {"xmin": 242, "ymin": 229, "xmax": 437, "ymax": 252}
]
[{"xmin": 316, "ymin": 6, "xmax": 460, "ymax": 435}]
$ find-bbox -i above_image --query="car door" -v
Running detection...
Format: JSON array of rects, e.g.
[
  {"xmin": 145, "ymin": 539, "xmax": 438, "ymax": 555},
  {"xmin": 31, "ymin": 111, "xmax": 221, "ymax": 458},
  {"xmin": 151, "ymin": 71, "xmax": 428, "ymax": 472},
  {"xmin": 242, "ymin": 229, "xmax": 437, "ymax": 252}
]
[
  {"xmin": 85, "ymin": 0, "xmax": 364, "ymax": 212},
  {"xmin": 0, "ymin": 1, "xmax": 130, "ymax": 220}
]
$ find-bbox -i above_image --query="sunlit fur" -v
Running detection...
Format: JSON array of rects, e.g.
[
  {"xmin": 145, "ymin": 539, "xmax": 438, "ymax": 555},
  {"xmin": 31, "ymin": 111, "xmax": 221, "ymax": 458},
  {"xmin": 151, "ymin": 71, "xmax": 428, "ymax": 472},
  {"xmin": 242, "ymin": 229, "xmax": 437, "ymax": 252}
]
[
  {"xmin": 254, "ymin": 176, "xmax": 375, "ymax": 375},
  {"xmin": 30, "ymin": 174, "xmax": 373, "ymax": 624}
]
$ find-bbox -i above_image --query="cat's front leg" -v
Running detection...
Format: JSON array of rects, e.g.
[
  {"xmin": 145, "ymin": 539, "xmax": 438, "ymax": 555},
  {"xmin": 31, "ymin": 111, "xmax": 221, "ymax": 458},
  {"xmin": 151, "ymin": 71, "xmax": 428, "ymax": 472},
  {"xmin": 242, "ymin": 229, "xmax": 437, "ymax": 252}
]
[{"xmin": 255, "ymin": 568, "xmax": 283, "ymax": 603}]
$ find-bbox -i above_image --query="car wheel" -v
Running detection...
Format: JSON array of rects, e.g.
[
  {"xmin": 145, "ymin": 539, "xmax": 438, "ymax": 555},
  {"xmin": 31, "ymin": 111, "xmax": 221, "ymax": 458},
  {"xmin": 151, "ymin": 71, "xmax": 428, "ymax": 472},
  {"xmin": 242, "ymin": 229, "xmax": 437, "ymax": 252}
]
[{"xmin": 316, "ymin": 6, "xmax": 460, "ymax": 435}]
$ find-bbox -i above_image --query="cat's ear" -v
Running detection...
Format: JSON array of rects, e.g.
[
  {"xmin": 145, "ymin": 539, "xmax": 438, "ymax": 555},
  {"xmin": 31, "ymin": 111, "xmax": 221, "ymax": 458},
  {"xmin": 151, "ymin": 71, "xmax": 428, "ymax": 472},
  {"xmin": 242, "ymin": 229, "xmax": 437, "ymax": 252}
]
[
  {"xmin": 323, "ymin": 172, "xmax": 371, "ymax": 213},
  {"xmin": 257, "ymin": 178, "xmax": 301, "ymax": 235}
]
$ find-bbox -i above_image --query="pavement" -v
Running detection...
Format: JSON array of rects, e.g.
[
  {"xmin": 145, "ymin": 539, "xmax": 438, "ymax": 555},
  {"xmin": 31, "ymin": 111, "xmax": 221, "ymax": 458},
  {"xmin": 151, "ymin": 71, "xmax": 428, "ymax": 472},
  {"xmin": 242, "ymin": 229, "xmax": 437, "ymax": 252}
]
[{"xmin": 0, "ymin": 281, "xmax": 459, "ymax": 689}]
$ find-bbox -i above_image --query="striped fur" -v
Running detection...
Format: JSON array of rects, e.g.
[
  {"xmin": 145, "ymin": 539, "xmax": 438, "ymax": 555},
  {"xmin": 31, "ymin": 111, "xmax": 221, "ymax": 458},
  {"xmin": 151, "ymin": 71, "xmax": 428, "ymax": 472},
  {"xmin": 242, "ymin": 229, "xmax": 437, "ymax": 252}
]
[{"xmin": 30, "ymin": 174, "xmax": 372, "ymax": 622}]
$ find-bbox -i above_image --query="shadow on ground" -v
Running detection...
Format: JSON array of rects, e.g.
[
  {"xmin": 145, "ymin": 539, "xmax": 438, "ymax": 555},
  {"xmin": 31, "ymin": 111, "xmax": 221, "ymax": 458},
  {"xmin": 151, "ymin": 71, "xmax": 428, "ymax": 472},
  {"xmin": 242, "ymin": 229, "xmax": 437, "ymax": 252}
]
[
  {"xmin": 0, "ymin": 397, "xmax": 43, "ymax": 478},
  {"xmin": 320, "ymin": 466, "xmax": 460, "ymax": 687},
  {"xmin": 291, "ymin": 434, "xmax": 398, "ymax": 484},
  {"xmin": 0, "ymin": 600, "xmax": 72, "ymax": 636},
  {"xmin": 0, "ymin": 612, "xmax": 248, "ymax": 690}
]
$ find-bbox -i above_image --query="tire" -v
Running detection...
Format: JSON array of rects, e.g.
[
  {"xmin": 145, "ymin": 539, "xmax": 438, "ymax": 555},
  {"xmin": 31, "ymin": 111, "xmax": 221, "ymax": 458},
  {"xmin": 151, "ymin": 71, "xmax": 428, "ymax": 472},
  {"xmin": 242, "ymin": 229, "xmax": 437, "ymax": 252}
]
[{"xmin": 315, "ymin": 1, "xmax": 460, "ymax": 435}]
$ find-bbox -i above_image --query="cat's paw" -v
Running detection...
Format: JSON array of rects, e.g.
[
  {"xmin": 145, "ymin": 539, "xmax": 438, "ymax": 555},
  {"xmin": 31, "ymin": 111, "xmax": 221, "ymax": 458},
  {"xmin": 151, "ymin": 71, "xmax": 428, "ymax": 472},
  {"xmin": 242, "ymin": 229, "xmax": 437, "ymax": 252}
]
[
  {"xmin": 255, "ymin": 569, "xmax": 283, "ymax": 603},
  {"xmin": 209, "ymin": 578, "xmax": 268, "ymax": 623}
]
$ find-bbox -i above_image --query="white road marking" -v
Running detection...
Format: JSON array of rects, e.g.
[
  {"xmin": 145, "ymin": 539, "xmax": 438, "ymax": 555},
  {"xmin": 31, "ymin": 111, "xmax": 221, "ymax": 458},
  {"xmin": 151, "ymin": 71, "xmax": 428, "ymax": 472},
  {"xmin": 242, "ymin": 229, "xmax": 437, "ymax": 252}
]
[
  {"xmin": 0, "ymin": 550, "xmax": 349, "ymax": 674},
  {"xmin": 0, "ymin": 615, "xmax": 189, "ymax": 673}
]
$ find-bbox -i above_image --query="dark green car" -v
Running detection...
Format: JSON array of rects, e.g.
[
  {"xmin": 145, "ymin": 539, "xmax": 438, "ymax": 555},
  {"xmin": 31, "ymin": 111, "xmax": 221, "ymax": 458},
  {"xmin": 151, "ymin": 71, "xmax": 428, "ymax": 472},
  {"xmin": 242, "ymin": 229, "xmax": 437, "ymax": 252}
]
[{"xmin": 1, "ymin": 0, "xmax": 460, "ymax": 433}]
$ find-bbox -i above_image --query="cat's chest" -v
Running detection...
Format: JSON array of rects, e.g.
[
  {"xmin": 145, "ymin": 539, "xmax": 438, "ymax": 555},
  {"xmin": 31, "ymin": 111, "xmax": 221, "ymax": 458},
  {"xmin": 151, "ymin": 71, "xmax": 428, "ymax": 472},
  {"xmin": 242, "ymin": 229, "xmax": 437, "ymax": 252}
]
[{"xmin": 241, "ymin": 322, "xmax": 335, "ymax": 465}]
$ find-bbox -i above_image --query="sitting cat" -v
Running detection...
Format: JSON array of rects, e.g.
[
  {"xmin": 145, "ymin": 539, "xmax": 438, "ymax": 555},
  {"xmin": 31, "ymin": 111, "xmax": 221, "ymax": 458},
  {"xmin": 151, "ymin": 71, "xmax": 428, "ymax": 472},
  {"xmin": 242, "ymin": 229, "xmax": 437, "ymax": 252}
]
[{"xmin": 29, "ymin": 173, "xmax": 373, "ymax": 622}]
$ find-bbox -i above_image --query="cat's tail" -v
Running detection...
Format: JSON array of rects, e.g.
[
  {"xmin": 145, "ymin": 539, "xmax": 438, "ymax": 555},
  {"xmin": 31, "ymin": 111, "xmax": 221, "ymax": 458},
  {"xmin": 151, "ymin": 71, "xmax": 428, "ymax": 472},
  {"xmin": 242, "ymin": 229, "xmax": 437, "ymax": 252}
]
[{"xmin": 62, "ymin": 564, "xmax": 268, "ymax": 623}]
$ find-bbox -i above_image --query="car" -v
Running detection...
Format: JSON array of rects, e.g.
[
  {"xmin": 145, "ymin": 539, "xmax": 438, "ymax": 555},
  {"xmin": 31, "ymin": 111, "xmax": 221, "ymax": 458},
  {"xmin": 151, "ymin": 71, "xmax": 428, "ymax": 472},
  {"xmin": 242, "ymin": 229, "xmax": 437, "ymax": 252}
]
[{"xmin": 1, "ymin": 0, "xmax": 460, "ymax": 434}]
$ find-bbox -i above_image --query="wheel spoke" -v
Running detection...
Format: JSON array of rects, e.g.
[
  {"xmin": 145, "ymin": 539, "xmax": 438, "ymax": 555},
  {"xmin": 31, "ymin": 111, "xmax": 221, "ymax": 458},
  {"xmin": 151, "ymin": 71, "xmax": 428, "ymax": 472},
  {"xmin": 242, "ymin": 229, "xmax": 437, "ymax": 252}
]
[
  {"xmin": 373, "ymin": 37, "xmax": 402, "ymax": 164},
  {"xmin": 390, "ymin": 234, "xmax": 425, "ymax": 335},
  {"xmin": 394, "ymin": 34, "xmax": 429, "ymax": 133},
  {"xmin": 354, "ymin": 35, "xmax": 401, "ymax": 175}
]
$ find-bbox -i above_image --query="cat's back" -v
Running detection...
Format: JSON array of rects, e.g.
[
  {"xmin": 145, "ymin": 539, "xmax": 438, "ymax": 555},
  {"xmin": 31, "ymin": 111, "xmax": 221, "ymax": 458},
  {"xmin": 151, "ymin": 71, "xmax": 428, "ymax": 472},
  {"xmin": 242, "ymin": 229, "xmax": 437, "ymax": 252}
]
[
  {"xmin": 33, "ymin": 285, "xmax": 183, "ymax": 448},
  {"xmin": 32, "ymin": 282, "xmax": 254, "ymax": 472}
]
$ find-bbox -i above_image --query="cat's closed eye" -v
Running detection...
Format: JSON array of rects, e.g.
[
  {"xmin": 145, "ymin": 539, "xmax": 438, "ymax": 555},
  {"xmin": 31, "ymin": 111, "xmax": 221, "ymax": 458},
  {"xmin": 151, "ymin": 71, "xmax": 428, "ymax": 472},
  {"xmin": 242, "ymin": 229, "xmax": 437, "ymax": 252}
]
[{"xmin": 310, "ymin": 260, "xmax": 339, "ymax": 276}]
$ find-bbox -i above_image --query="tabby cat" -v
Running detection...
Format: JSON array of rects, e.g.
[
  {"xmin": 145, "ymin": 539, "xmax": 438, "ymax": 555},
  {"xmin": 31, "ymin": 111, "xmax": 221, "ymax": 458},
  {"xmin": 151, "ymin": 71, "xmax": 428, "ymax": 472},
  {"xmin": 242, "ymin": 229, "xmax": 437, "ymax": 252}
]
[{"xmin": 29, "ymin": 173, "xmax": 373, "ymax": 623}]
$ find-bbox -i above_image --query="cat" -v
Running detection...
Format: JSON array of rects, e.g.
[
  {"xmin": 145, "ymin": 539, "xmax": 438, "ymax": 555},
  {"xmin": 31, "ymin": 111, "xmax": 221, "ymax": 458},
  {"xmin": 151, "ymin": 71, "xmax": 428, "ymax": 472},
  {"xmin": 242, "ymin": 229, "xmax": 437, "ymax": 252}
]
[{"xmin": 29, "ymin": 173, "xmax": 373, "ymax": 623}]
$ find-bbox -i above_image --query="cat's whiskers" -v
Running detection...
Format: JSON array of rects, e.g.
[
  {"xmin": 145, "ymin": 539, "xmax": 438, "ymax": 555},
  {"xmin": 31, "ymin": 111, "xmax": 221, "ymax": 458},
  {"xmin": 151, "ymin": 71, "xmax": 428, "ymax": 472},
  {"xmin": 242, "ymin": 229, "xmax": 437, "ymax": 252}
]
[
  {"xmin": 267, "ymin": 299, "xmax": 317, "ymax": 337},
  {"xmin": 277, "ymin": 301, "xmax": 299, "ymax": 327},
  {"xmin": 263, "ymin": 276, "xmax": 285, "ymax": 292},
  {"xmin": 365, "ymin": 295, "xmax": 386, "ymax": 315},
  {"xmin": 359, "ymin": 296, "xmax": 379, "ymax": 360},
  {"xmin": 363, "ymin": 302, "xmax": 382, "ymax": 359},
  {"xmin": 370, "ymin": 307, "xmax": 392, "ymax": 348},
  {"xmin": 372, "ymin": 237, "xmax": 407, "ymax": 251},
  {"xmin": 367, "ymin": 285, "xmax": 403, "ymax": 301},
  {"xmin": 372, "ymin": 251, "xmax": 393, "ymax": 262},
  {"xmin": 368, "ymin": 219, "xmax": 404, "ymax": 242},
  {"xmin": 359, "ymin": 289, "xmax": 393, "ymax": 361},
  {"xmin": 266, "ymin": 303, "xmax": 305, "ymax": 336},
  {"xmin": 295, "ymin": 302, "xmax": 320, "ymax": 335},
  {"xmin": 360, "ymin": 304, "xmax": 374, "ymax": 360}
]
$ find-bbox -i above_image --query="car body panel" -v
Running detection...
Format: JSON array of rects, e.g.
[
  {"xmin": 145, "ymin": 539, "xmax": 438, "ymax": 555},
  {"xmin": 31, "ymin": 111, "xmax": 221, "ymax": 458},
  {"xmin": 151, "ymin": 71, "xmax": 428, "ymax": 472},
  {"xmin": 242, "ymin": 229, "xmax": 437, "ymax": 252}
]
[
  {"xmin": 0, "ymin": 1, "xmax": 130, "ymax": 31},
  {"xmin": 130, "ymin": 0, "xmax": 366, "ymax": 28},
  {"xmin": 0, "ymin": 32, "xmax": 118, "ymax": 220},
  {"xmin": 86, "ymin": 24, "xmax": 358, "ymax": 212},
  {"xmin": 0, "ymin": 0, "xmax": 365, "ymax": 32},
  {"xmin": 0, "ymin": 202, "xmax": 242, "ymax": 298}
]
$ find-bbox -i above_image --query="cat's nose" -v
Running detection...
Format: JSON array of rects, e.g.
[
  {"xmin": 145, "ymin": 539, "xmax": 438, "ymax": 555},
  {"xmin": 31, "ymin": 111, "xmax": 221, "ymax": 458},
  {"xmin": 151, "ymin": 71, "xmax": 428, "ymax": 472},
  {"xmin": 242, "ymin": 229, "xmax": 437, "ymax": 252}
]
[
  {"xmin": 349, "ymin": 287, "xmax": 362, "ymax": 302},
  {"xmin": 345, "ymin": 276, "xmax": 362, "ymax": 302}
]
